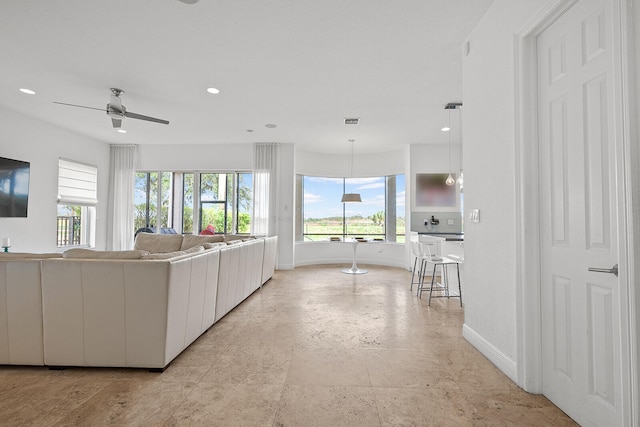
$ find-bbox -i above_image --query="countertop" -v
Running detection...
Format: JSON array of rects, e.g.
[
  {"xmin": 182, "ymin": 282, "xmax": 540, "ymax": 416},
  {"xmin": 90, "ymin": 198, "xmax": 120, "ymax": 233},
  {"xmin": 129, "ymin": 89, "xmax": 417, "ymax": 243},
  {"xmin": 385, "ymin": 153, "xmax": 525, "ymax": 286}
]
[{"xmin": 417, "ymin": 232, "xmax": 464, "ymax": 242}]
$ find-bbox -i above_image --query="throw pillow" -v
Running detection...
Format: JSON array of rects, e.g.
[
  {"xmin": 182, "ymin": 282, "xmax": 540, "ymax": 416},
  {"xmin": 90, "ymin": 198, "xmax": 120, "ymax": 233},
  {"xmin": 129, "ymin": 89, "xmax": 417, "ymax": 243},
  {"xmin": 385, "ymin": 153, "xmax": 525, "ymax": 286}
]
[{"xmin": 203, "ymin": 242, "xmax": 226, "ymax": 250}]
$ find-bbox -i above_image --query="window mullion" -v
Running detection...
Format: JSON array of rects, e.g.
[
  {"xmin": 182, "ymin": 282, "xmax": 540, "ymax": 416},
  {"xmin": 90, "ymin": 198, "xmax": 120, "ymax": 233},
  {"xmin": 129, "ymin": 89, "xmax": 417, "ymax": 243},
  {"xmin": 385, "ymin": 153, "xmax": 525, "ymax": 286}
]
[
  {"xmin": 156, "ymin": 171, "xmax": 162, "ymax": 231},
  {"xmin": 194, "ymin": 173, "xmax": 201, "ymax": 233},
  {"xmin": 343, "ymin": 178, "xmax": 346, "ymax": 238},
  {"xmin": 145, "ymin": 173, "xmax": 151, "ymax": 228}
]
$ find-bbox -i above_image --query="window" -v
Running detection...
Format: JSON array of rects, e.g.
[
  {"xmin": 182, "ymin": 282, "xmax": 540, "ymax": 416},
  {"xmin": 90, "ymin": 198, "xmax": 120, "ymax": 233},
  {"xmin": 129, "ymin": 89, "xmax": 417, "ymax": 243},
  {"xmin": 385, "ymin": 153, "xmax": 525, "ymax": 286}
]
[
  {"xmin": 298, "ymin": 174, "xmax": 405, "ymax": 242},
  {"xmin": 134, "ymin": 172, "xmax": 174, "ymax": 230},
  {"xmin": 57, "ymin": 158, "xmax": 97, "ymax": 248},
  {"xmin": 182, "ymin": 173, "xmax": 194, "ymax": 234},
  {"xmin": 236, "ymin": 173, "xmax": 253, "ymax": 233},
  {"xmin": 134, "ymin": 171, "xmax": 252, "ymax": 235},
  {"xmin": 199, "ymin": 173, "xmax": 227, "ymax": 233}
]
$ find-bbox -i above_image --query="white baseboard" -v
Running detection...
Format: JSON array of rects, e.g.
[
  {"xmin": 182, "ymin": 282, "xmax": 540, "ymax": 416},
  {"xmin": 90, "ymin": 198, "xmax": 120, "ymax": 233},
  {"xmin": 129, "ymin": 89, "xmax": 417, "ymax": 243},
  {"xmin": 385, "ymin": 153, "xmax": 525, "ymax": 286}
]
[
  {"xmin": 462, "ymin": 323, "xmax": 518, "ymax": 384},
  {"xmin": 276, "ymin": 264, "xmax": 295, "ymax": 270}
]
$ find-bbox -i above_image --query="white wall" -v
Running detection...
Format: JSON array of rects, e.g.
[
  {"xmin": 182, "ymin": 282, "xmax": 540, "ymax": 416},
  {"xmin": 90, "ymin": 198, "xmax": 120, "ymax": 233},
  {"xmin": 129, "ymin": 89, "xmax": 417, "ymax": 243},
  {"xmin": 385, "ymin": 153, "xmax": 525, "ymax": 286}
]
[
  {"xmin": 276, "ymin": 143, "xmax": 295, "ymax": 269},
  {"xmin": 0, "ymin": 107, "xmax": 110, "ymax": 252},
  {"xmin": 461, "ymin": 0, "xmax": 554, "ymax": 371},
  {"xmin": 296, "ymin": 148, "xmax": 406, "ymax": 178},
  {"xmin": 136, "ymin": 143, "xmax": 253, "ymax": 171},
  {"xmin": 296, "ymin": 241, "xmax": 406, "ymax": 268},
  {"xmin": 631, "ymin": 0, "xmax": 640, "ymax": 398}
]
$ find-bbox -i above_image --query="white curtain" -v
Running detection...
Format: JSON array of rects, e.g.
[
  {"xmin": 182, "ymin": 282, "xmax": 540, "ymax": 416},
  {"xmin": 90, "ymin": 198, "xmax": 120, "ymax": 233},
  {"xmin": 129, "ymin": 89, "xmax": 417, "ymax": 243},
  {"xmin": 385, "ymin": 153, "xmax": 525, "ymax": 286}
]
[
  {"xmin": 107, "ymin": 145, "xmax": 137, "ymax": 250},
  {"xmin": 252, "ymin": 143, "xmax": 279, "ymax": 236}
]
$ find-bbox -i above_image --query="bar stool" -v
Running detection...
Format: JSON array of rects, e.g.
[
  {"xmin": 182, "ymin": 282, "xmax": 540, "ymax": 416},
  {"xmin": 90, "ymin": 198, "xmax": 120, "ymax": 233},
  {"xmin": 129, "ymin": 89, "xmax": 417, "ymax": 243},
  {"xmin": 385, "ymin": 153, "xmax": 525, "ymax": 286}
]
[
  {"xmin": 409, "ymin": 240, "xmax": 430, "ymax": 292},
  {"xmin": 416, "ymin": 242, "xmax": 462, "ymax": 306}
]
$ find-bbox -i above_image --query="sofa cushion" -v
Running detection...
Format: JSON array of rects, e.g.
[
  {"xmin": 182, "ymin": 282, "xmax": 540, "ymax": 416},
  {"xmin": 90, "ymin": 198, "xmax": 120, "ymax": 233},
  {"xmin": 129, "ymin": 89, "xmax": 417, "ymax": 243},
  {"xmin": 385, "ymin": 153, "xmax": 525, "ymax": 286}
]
[
  {"xmin": 141, "ymin": 245, "xmax": 204, "ymax": 260},
  {"xmin": 0, "ymin": 252, "xmax": 63, "ymax": 259},
  {"xmin": 203, "ymin": 242, "xmax": 227, "ymax": 250},
  {"xmin": 223, "ymin": 234, "xmax": 255, "ymax": 242},
  {"xmin": 134, "ymin": 233, "xmax": 184, "ymax": 253},
  {"xmin": 63, "ymin": 249, "xmax": 150, "ymax": 259},
  {"xmin": 180, "ymin": 234, "xmax": 225, "ymax": 250}
]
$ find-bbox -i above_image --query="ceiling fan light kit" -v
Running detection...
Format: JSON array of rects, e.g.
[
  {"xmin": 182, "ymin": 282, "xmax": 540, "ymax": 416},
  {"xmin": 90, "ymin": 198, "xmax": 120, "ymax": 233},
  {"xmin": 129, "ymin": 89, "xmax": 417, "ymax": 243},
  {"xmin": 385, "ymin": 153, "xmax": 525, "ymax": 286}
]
[{"xmin": 53, "ymin": 88, "xmax": 169, "ymax": 129}]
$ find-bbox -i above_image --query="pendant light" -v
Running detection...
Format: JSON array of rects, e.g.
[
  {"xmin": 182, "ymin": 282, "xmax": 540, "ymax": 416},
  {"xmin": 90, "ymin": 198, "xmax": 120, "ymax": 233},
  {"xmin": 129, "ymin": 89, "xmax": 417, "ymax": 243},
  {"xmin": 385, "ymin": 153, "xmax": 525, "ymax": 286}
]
[
  {"xmin": 445, "ymin": 106, "xmax": 455, "ymax": 186},
  {"xmin": 341, "ymin": 139, "xmax": 362, "ymax": 202}
]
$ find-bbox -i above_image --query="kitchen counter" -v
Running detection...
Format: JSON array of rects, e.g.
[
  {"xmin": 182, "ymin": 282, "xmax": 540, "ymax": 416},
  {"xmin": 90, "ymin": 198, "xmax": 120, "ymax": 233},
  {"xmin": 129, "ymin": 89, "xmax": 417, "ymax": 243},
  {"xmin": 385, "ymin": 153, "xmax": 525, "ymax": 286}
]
[{"xmin": 418, "ymin": 232, "xmax": 464, "ymax": 242}]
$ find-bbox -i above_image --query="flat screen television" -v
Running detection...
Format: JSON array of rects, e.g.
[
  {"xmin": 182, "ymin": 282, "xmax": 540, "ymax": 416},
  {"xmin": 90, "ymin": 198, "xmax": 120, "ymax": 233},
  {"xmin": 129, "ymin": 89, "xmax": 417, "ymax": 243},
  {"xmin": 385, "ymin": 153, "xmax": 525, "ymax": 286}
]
[
  {"xmin": 0, "ymin": 156, "xmax": 30, "ymax": 217},
  {"xmin": 415, "ymin": 173, "xmax": 457, "ymax": 207}
]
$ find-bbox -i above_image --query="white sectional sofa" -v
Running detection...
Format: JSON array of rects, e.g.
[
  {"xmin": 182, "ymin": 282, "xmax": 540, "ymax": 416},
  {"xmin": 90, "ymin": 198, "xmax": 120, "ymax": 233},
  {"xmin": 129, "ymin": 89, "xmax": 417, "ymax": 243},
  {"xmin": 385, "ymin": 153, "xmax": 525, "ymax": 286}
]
[
  {"xmin": 0, "ymin": 235, "xmax": 277, "ymax": 370},
  {"xmin": 215, "ymin": 236, "xmax": 278, "ymax": 322},
  {"xmin": 0, "ymin": 254, "xmax": 61, "ymax": 366}
]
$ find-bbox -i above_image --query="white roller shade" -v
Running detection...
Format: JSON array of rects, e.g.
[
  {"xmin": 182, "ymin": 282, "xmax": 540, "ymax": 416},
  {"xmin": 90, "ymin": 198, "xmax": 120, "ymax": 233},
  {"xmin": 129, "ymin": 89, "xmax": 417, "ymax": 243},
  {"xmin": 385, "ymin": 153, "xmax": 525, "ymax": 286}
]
[{"xmin": 57, "ymin": 158, "xmax": 98, "ymax": 206}]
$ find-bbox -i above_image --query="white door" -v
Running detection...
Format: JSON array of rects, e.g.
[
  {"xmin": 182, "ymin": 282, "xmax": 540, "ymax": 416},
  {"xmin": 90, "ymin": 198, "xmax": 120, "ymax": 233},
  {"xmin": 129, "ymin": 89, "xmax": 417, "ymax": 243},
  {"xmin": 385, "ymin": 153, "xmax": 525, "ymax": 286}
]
[{"xmin": 537, "ymin": 0, "xmax": 627, "ymax": 425}]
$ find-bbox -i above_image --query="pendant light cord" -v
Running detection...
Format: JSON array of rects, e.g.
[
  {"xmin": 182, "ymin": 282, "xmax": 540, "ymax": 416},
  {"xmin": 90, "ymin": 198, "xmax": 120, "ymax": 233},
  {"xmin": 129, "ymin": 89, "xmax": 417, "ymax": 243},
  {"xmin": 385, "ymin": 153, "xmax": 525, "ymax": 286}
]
[
  {"xmin": 349, "ymin": 139, "xmax": 355, "ymax": 178},
  {"xmin": 448, "ymin": 109, "xmax": 452, "ymax": 173}
]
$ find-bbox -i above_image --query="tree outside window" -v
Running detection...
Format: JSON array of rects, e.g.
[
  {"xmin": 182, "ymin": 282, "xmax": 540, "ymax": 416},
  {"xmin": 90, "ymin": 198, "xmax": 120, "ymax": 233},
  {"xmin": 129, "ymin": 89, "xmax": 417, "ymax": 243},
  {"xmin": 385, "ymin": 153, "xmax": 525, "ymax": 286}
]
[{"xmin": 135, "ymin": 170, "xmax": 252, "ymax": 235}]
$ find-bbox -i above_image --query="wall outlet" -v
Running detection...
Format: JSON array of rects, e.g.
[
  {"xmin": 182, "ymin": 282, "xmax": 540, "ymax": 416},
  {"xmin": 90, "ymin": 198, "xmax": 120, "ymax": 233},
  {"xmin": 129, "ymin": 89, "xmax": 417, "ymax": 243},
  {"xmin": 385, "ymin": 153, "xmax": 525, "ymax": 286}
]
[{"xmin": 447, "ymin": 219, "xmax": 454, "ymax": 226}]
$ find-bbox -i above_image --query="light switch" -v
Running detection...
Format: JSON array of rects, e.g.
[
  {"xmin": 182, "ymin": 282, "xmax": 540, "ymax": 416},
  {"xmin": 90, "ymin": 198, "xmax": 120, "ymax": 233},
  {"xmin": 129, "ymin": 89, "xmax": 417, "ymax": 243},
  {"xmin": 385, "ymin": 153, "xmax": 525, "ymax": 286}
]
[
  {"xmin": 469, "ymin": 209, "xmax": 480, "ymax": 223},
  {"xmin": 447, "ymin": 219, "xmax": 454, "ymax": 225}
]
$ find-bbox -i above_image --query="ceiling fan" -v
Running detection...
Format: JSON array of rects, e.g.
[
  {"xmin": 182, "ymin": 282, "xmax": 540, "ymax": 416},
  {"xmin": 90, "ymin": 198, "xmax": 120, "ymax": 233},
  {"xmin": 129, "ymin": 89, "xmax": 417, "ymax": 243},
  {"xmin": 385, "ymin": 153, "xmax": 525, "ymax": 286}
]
[{"xmin": 53, "ymin": 88, "xmax": 169, "ymax": 129}]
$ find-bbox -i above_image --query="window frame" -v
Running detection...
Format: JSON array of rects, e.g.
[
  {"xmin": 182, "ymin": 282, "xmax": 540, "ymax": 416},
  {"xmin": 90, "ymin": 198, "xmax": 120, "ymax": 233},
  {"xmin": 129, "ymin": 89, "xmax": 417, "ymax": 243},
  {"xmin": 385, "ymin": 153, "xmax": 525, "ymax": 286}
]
[{"xmin": 56, "ymin": 158, "xmax": 98, "ymax": 249}]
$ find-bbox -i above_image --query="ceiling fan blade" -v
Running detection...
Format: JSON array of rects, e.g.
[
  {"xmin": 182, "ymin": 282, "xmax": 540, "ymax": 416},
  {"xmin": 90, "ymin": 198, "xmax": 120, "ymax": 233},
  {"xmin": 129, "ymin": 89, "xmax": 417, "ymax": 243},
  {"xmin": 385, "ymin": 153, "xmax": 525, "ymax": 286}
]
[
  {"xmin": 124, "ymin": 111, "xmax": 169, "ymax": 125},
  {"xmin": 53, "ymin": 101, "xmax": 106, "ymax": 112},
  {"xmin": 111, "ymin": 118, "xmax": 122, "ymax": 128}
]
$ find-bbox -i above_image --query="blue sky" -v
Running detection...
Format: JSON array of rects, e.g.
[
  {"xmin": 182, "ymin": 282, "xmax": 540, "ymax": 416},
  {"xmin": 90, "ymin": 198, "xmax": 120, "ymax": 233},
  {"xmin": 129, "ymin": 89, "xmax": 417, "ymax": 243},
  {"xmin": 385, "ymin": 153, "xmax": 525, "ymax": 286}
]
[{"xmin": 303, "ymin": 175, "xmax": 405, "ymax": 219}]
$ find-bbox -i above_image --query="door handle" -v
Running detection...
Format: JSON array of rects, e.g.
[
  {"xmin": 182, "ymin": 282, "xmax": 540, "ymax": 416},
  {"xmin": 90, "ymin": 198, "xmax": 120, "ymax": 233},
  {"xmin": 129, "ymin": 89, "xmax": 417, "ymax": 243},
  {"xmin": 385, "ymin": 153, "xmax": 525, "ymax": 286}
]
[{"xmin": 588, "ymin": 264, "xmax": 618, "ymax": 277}]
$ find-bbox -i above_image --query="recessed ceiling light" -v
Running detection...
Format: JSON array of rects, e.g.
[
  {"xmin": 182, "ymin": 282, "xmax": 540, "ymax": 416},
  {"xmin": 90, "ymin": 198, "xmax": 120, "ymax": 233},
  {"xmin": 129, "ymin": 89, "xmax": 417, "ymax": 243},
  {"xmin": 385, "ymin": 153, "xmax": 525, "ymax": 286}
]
[
  {"xmin": 117, "ymin": 129, "xmax": 127, "ymax": 134},
  {"xmin": 19, "ymin": 88, "xmax": 36, "ymax": 95},
  {"xmin": 179, "ymin": 0, "xmax": 198, "ymax": 4},
  {"xmin": 441, "ymin": 127, "xmax": 451, "ymax": 132},
  {"xmin": 265, "ymin": 124, "xmax": 277, "ymax": 129},
  {"xmin": 206, "ymin": 87, "xmax": 220, "ymax": 94}
]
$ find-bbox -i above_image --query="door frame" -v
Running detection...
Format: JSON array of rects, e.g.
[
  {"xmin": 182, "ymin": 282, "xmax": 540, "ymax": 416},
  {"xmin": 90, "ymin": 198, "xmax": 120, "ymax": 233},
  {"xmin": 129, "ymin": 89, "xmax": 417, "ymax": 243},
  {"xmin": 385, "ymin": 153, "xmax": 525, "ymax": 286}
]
[{"xmin": 513, "ymin": 0, "xmax": 638, "ymax": 424}]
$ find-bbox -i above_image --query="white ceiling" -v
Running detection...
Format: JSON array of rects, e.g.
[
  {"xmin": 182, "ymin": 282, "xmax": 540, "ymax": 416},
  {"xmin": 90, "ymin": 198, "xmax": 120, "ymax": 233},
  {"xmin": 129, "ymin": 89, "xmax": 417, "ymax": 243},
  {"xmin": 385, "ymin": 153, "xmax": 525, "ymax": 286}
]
[{"xmin": 0, "ymin": 0, "xmax": 492, "ymax": 154}]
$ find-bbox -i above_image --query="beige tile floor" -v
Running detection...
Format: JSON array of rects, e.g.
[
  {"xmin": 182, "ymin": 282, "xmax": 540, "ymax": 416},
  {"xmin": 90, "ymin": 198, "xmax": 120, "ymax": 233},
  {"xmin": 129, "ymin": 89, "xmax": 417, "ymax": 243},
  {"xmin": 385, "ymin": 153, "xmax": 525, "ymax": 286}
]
[{"xmin": 0, "ymin": 265, "xmax": 577, "ymax": 426}]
